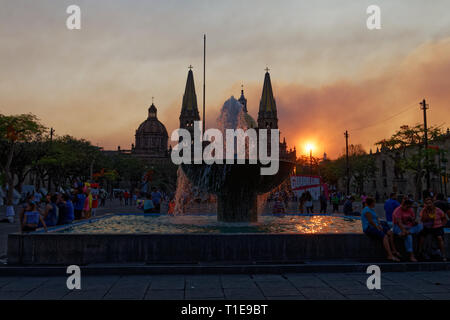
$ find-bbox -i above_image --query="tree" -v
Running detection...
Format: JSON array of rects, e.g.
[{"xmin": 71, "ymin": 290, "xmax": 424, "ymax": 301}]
[
  {"xmin": 37, "ymin": 135, "xmax": 102, "ymax": 189},
  {"xmin": 0, "ymin": 113, "xmax": 46, "ymax": 207},
  {"xmin": 319, "ymin": 144, "xmax": 377, "ymax": 194},
  {"xmin": 319, "ymin": 158, "xmax": 344, "ymax": 187},
  {"xmin": 376, "ymin": 124, "xmax": 443, "ymax": 199}
]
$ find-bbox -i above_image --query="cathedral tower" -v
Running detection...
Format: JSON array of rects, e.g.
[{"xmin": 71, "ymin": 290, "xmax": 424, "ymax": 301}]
[
  {"xmin": 179, "ymin": 67, "xmax": 200, "ymax": 136},
  {"xmin": 238, "ymin": 85, "xmax": 248, "ymax": 112},
  {"xmin": 257, "ymin": 69, "xmax": 278, "ymax": 129}
]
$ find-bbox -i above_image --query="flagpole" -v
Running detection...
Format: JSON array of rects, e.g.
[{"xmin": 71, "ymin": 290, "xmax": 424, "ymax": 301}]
[{"xmin": 202, "ymin": 34, "xmax": 206, "ymax": 133}]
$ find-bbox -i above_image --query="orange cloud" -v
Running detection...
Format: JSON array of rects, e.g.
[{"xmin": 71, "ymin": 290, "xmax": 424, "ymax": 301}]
[{"xmin": 235, "ymin": 38, "xmax": 450, "ymax": 158}]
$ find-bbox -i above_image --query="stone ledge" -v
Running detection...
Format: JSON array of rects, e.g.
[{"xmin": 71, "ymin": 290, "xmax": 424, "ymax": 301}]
[{"xmin": 8, "ymin": 233, "xmax": 450, "ymax": 265}]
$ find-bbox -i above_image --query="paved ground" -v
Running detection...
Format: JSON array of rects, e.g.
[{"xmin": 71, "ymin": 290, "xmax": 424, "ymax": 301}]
[{"xmin": 0, "ymin": 271, "xmax": 450, "ymax": 300}]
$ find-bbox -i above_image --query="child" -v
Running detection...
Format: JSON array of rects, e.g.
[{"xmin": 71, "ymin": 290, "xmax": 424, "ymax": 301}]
[
  {"xmin": 168, "ymin": 199, "xmax": 176, "ymax": 215},
  {"xmin": 419, "ymin": 197, "xmax": 447, "ymax": 261},
  {"xmin": 22, "ymin": 201, "xmax": 47, "ymax": 233}
]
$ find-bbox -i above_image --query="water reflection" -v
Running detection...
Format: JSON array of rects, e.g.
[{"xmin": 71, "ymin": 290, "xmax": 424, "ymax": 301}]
[{"xmin": 59, "ymin": 214, "xmax": 362, "ymax": 234}]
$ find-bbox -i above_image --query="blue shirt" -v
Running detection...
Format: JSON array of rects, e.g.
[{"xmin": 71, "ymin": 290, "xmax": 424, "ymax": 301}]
[
  {"xmin": 384, "ymin": 199, "xmax": 400, "ymax": 222},
  {"xmin": 65, "ymin": 200, "xmax": 75, "ymax": 222},
  {"xmin": 144, "ymin": 199, "xmax": 154, "ymax": 211},
  {"xmin": 151, "ymin": 192, "xmax": 162, "ymax": 205},
  {"xmin": 361, "ymin": 206, "xmax": 379, "ymax": 231},
  {"xmin": 44, "ymin": 203, "xmax": 59, "ymax": 227},
  {"xmin": 343, "ymin": 200, "xmax": 353, "ymax": 215},
  {"xmin": 74, "ymin": 194, "xmax": 86, "ymax": 211},
  {"xmin": 24, "ymin": 211, "xmax": 40, "ymax": 225}
]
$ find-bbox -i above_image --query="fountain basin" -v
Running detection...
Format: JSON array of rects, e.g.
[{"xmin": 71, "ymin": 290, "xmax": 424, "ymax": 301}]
[
  {"xmin": 181, "ymin": 160, "xmax": 295, "ymax": 222},
  {"xmin": 9, "ymin": 213, "xmax": 447, "ymax": 265}
]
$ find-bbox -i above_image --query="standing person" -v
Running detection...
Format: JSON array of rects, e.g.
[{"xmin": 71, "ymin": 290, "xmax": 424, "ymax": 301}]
[
  {"xmin": 392, "ymin": 199, "xmax": 423, "ymax": 262},
  {"xmin": 82, "ymin": 188, "xmax": 92, "ymax": 219},
  {"xmin": 73, "ymin": 188, "xmax": 86, "ymax": 220},
  {"xmin": 319, "ymin": 192, "xmax": 328, "ymax": 213},
  {"xmin": 272, "ymin": 196, "xmax": 285, "ymax": 214},
  {"xmin": 100, "ymin": 190, "xmax": 106, "ymax": 207},
  {"xmin": 304, "ymin": 191, "xmax": 313, "ymax": 214},
  {"xmin": 124, "ymin": 190, "xmax": 129, "ymax": 206},
  {"xmin": 118, "ymin": 191, "xmax": 124, "ymax": 206},
  {"xmin": 151, "ymin": 187, "xmax": 162, "ymax": 214},
  {"xmin": 331, "ymin": 193, "xmax": 340, "ymax": 213},
  {"xmin": 91, "ymin": 190, "xmax": 98, "ymax": 217},
  {"xmin": 132, "ymin": 192, "xmax": 138, "ymax": 206},
  {"xmin": 419, "ymin": 197, "xmax": 447, "ymax": 261},
  {"xmin": 361, "ymin": 197, "xmax": 400, "ymax": 262},
  {"xmin": 21, "ymin": 201, "xmax": 47, "ymax": 233},
  {"xmin": 384, "ymin": 193, "xmax": 400, "ymax": 223},
  {"xmin": 298, "ymin": 192, "xmax": 306, "ymax": 214},
  {"xmin": 361, "ymin": 192, "xmax": 368, "ymax": 208}
]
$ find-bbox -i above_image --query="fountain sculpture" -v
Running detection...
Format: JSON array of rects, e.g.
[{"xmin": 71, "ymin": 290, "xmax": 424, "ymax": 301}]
[{"xmin": 177, "ymin": 70, "xmax": 296, "ymax": 222}]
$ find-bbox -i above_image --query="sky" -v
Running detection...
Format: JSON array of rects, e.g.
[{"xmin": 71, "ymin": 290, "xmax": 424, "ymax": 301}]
[{"xmin": 1, "ymin": 0, "xmax": 450, "ymax": 158}]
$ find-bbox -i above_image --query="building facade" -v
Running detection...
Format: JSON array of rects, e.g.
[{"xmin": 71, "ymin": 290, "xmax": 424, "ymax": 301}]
[{"xmin": 338, "ymin": 131, "xmax": 450, "ymax": 199}]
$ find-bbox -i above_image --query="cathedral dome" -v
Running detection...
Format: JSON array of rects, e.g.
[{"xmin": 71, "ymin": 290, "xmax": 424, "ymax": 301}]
[
  {"xmin": 136, "ymin": 118, "xmax": 168, "ymax": 136},
  {"xmin": 136, "ymin": 103, "xmax": 168, "ymax": 137},
  {"xmin": 134, "ymin": 103, "xmax": 169, "ymax": 158}
]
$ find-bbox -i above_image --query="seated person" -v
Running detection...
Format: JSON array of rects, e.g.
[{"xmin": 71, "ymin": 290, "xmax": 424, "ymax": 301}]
[
  {"xmin": 62, "ymin": 193, "xmax": 75, "ymax": 224},
  {"xmin": 362, "ymin": 197, "xmax": 400, "ymax": 262},
  {"xmin": 143, "ymin": 194, "xmax": 155, "ymax": 213},
  {"xmin": 392, "ymin": 199, "xmax": 423, "ymax": 262},
  {"xmin": 419, "ymin": 197, "xmax": 447, "ymax": 261},
  {"xmin": 434, "ymin": 193, "xmax": 450, "ymax": 227},
  {"xmin": 343, "ymin": 196, "xmax": 359, "ymax": 216},
  {"xmin": 21, "ymin": 201, "xmax": 47, "ymax": 233}
]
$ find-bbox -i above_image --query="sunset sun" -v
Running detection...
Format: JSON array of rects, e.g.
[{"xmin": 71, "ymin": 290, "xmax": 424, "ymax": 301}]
[{"xmin": 304, "ymin": 142, "xmax": 316, "ymax": 155}]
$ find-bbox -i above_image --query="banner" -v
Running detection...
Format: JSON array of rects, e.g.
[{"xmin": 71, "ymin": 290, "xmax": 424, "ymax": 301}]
[{"xmin": 290, "ymin": 175, "xmax": 327, "ymax": 200}]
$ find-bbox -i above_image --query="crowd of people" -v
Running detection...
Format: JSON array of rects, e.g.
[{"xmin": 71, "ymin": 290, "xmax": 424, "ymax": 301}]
[
  {"xmin": 362, "ymin": 192, "xmax": 450, "ymax": 262},
  {"xmin": 16, "ymin": 183, "xmax": 174, "ymax": 233},
  {"xmin": 268, "ymin": 187, "xmax": 450, "ymax": 262},
  {"xmin": 18, "ymin": 183, "xmax": 103, "ymax": 233}
]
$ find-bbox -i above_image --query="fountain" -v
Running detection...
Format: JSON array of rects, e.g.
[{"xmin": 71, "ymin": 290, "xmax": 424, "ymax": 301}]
[
  {"xmin": 6, "ymin": 69, "xmax": 411, "ymax": 266},
  {"xmin": 177, "ymin": 71, "xmax": 296, "ymax": 222}
]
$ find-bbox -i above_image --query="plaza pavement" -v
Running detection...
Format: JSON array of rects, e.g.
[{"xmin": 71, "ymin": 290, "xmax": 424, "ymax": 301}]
[{"xmin": 1, "ymin": 271, "xmax": 450, "ymax": 300}]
